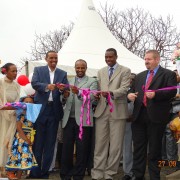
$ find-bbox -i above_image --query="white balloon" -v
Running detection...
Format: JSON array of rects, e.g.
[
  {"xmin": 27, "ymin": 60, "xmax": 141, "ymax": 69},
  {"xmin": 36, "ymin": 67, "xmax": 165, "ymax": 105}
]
[
  {"xmin": 23, "ymin": 83, "xmax": 35, "ymax": 95},
  {"xmin": 28, "ymin": 73, "xmax": 33, "ymax": 82}
]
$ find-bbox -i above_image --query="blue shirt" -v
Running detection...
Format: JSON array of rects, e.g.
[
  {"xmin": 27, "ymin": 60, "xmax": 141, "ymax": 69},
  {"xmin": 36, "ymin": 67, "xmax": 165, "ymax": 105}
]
[{"xmin": 145, "ymin": 65, "xmax": 159, "ymax": 83}]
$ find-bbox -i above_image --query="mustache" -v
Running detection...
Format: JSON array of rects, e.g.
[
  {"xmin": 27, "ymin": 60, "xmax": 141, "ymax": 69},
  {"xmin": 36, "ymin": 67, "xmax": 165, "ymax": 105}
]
[{"xmin": 145, "ymin": 62, "xmax": 149, "ymax": 65}]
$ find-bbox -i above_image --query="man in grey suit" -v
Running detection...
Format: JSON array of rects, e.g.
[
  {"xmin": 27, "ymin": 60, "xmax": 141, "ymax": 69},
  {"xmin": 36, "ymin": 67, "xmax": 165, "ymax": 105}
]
[
  {"xmin": 91, "ymin": 48, "xmax": 131, "ymax": 180},
  {"xmin": 60, "ymin": 59, "xmax": 98, "ymax": 180}
]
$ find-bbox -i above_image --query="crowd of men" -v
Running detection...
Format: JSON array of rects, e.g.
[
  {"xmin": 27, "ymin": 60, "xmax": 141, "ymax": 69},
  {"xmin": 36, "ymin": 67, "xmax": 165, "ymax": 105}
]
[{"xmin": 28, "ymin": 48, "xmax": 178, "ymax": 180}]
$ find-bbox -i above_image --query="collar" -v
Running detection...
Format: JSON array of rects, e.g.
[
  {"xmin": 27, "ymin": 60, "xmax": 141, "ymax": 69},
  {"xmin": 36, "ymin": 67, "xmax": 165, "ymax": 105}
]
[
  {"xmin": 148, "ymin": 65, "xmax": 159, "ymax": 74},
  {"xmin": 48, "ymin": 66, "xmax": 56, "ymax": 72},
  {"xmin": 76, "ymin": 75, "xmax": 86, "ymax": 82},
  {"xmin": 108, "ymin": 63, "xmax": 118, "ymax": 71},
  {"xmin": 4, "ymin": 76, "xmax": 13, "ymax": 83}
]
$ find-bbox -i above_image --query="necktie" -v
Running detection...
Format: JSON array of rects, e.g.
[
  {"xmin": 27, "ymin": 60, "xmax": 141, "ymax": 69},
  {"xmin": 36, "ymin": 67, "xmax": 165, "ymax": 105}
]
[
  {"xmin": 109, "ymin": 67, "xmax": 114, "ymax": 80},
  {"xmin": 143, "ymin": 70, "xmax": 154, "ymax": 106}
]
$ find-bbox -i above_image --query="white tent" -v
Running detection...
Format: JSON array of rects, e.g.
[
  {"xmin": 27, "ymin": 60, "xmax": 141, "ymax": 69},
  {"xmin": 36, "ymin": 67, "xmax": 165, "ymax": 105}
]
[
  {"xmin": 22, "ymin": 60, "xmax": 98, "ymax": 77},
  {"xmin": 23, "ymin": 0, "xmax": 145, "ymax": 77},
  {"xmin": 58, "ymin": 0, "xmax": 145, "ymax": 74}
]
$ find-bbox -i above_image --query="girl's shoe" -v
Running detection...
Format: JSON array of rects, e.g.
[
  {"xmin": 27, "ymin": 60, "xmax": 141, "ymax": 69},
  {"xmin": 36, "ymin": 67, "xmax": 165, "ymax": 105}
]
[{"xmin": 6, "ymin": 171, "xmax": 18, "ymax": 180}]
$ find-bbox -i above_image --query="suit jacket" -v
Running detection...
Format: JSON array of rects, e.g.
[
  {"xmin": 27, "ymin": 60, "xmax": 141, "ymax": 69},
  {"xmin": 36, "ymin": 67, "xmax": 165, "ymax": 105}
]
[
  {"xmin": 62, "ymin": 76, "xmax": 98, "ymax": 128},
  {"xmin": 130, "ymin": 66, "xmax": 177, "ymax": 123},
  {"xmin": 94, "ymin": 63, "xmax": 131, "ymax": 119},
  {"xmin": 31, "ymin": 65, "xmax": 68, "ymax": 122}
]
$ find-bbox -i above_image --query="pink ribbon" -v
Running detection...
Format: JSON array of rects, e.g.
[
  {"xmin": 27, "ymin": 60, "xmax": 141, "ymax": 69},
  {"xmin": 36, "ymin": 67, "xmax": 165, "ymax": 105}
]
[
  {"xmin": 56, "ymin": 83, "xmax": 114, "ymax": 139},
  {"xmin": 143, "ymin": 85, "xmax": 180, "ymax": 92},
  {"xmin": 79, "ymin": 89, "xmax": 91, "ymax": 139},
  {"xmin": 107, "ymin": 92, "xmax": 114, "ymax": 112}
]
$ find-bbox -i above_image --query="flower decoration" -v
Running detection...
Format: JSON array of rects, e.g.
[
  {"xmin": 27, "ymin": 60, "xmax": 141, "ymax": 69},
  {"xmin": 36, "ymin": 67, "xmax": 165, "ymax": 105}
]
[
  {"xmin": 171, "ymin": 43, "xmax": 180, "ymax": 63},
  {"xmin": 1, "ymin": 67, "xmax": 6, "ymax": 74},
  {"xmin": 169, "ymin": 117, "xmax": 180, "ymax": 143}
]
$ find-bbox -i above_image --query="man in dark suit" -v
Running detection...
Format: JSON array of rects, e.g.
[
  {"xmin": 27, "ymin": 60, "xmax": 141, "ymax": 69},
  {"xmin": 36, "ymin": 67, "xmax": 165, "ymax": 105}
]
[
  {"xmin": 30, "ymin": 51, "xmax": 68, "ymax": 179},
  {"xmin": 128, "ymin": 50, "xmax": 177, "ymax": 180}
]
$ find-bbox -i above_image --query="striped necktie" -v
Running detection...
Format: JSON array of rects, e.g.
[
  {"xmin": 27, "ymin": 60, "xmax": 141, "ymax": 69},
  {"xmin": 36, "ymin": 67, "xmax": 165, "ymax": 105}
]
[{"xmin": 109, "ymin": 67, "xmax": 114, "ymax": 80}]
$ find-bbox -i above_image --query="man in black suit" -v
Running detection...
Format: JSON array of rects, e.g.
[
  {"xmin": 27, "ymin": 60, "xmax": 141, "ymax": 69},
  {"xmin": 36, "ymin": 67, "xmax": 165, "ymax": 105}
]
[
  {"xmin": 128, "ymin": 50, "xmax": 177, "ymax": 180},
  {"xmin": 30, "ymin": 51, "xmax": 68, "ymax": 179}
]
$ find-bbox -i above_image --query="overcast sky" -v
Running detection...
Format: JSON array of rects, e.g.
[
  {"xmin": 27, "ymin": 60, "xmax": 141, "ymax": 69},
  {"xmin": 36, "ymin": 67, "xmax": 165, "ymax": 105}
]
[{"xmin": 0, "ymin": 0, "xmax": 180, "ymax": 67}]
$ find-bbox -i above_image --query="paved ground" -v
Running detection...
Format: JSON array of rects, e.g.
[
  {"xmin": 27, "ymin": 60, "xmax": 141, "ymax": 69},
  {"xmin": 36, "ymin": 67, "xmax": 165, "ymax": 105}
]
[
  {"xmin": 20, "ymin": 166, "xmax": 180, "ymax": 180},
  {"xmin": 1, "ymin": 160, "xmax": 179, "ymax": 180}
]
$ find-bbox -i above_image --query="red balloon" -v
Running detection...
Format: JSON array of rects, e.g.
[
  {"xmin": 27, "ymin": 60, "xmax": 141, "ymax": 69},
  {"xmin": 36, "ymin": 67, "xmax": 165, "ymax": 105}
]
[{"xmin": 17, "ymin": 75, "xmax": 30, "ymax": 86}]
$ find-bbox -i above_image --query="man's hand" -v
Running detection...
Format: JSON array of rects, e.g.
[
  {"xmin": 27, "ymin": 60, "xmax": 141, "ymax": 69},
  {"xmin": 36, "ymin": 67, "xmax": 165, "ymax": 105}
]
[
  {"xmin": 174, "ymin": 131, "xmax": 180, "ymax": 141},
  {"xmin": 26, "ymin": 139, "xmax": 33, "ymax": 146},
  {"xmin": 63, "ymin": 90, "xmax": 70, "ymax": 98},
  {"xmin": 127, "ymin": 92, "xmax": 138, "ymax": 102},
  {"xmin": 94, "ymin": 92, "xmax": 101, "ymax": 100},
  {"xmin": 101, "ymin": 91, "xmax": 109, "ymax": 98},
  {"xmin": 47, "ymin": 84, "xmax": 56, "ymax": 91},
  {"xmin": 71, "ymin": 85, "xmax": 79, "ymax": 95},
  {"xmin": 145, "ymin": 92, "xmax": 155, "ymax": 99},
  {"xmin": 56, "ymin": 83, "xmax": 67, "ymax": 91}
]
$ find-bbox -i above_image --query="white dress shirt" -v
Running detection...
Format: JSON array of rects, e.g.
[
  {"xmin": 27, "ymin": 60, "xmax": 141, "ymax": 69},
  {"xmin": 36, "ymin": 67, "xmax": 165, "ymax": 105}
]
[{"xmin": 48, "ymin": 67, "xmax": 56, "ymax": 101}]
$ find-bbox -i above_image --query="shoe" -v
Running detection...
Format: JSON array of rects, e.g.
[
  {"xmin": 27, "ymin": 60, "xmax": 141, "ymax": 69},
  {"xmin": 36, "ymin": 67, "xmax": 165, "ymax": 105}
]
[
  {"xmin": 122, "ymin": 175, "xmax": 132, "ymax": 180},
  {"xmin": 6, "ymin": 171, "xmax": 18, "ymax": 180},
  {"xmin": 131, "ymin": 175, "xmax": 145, "ymax": 180},
  {"xmin": 87, "ymin": 169, "xmax": 91, "ymax": 176}
]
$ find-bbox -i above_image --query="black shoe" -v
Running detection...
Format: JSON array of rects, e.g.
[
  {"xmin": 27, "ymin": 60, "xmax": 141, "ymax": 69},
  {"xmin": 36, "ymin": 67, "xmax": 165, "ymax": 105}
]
[
  {"xmin": 87, "ymin": 169, "xmax": 91, "ymax": 176},
  {"xmin": 26, "ymin": 176, "xmax": 41, "ymax": 179},
  {"xmin": 131, "ymin": 175, "xmax": 145, "ymax": 180},
  {"xmin": 122, "ymin": 175, "xmax": 132, "ymax": 180}
]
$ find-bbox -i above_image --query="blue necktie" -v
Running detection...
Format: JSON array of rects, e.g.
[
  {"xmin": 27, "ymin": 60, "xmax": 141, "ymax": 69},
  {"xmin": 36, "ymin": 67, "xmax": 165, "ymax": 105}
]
[{"xmin": 109, "ymin": 67, "xmax": 114, "ymax": 80}]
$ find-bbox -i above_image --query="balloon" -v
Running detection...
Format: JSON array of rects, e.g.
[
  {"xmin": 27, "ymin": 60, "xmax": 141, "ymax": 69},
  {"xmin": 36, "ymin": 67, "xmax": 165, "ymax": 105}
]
[
  {"xmin": 23, "ymin": 83, "xmax": 35, "ymax": 95},
  {"xmin": 28, "ymin": 73, "xmax": 33, "ymax": 82},
  {"xmin": 17, "ymin": 75, "xmax": 30, "ymax": 86}
]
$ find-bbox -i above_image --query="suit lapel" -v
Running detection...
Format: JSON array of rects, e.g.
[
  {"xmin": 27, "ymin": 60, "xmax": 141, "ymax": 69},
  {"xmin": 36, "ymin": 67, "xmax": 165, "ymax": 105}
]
[
  {"xmin": 142, "ymin": 71, "xmax": 148, "ymax": 86},
  {"xmin": 109, "ymin": 64, "xmax": 121, "ymax": 82},
  {"xmin": 45, "ymin": 66, "xmax": 51, "ymax": 83},
  {"xmin": 102, "ymin": 67, "xmax": 109, "ymax": 82},
  {"xmin": 77, "ymin": 76, "xmax": 88, "ymax": 88},
  {"xmin": 149, "ymin": 66, "xmax": 163, "ymax": 88}
]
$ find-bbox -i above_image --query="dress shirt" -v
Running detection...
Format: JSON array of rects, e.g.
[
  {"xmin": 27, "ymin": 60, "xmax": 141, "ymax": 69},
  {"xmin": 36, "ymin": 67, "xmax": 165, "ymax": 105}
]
[
  {"xmin": 108, "ymin": 63, "xmax": 118, "ymax": 77},
  {"xmin": 145, "ymin": 65, "xmax": 159, "ymax": 83},
  {"xmin": 48, "ymin": 67, "xmax": 56, "ymax": 101}
]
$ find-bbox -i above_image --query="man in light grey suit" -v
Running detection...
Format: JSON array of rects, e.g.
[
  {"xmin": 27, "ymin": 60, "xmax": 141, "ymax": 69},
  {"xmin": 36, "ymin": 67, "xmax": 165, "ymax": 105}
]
[
  {"xmin": 60, "ymin": 59, "xmax": 98, "ymax": 180},
  {"xmin": 91, "ymin": 48, "xmax": 131, "ymax": 180}
]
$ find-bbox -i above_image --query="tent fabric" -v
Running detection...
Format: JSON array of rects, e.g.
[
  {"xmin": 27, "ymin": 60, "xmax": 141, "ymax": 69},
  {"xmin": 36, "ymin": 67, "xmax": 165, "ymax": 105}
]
[
  {"xmin": 23, "ymin": 60, "xmax": 98, "ymax": 77},
  {"xmin": 58, "ymin": 0, "xmax": 145, "ymax": 74},
  {"xmin": 22, "ymin": 0, "xmax": 145, "ymax": 77}
]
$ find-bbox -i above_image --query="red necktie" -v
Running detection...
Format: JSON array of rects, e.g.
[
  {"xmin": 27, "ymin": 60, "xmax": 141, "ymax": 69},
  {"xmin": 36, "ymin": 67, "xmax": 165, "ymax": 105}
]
[{"xmin": 143, "ymin": 70, "xmax": 154, "ymax": 106}]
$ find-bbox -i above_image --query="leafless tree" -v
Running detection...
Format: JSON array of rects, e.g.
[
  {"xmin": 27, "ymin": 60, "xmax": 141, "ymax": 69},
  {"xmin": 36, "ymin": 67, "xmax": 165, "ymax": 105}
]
[
  {"xmin": 24, "ymin": 3, "xmax": 180, "ymax": 68},
  {"xmin": 146, "ymin": 15, "xmax": 180, "ymax": 67},
  {"xmin": 99, "ymin": 3, "xmax": 180, "ymax": 67},
  {"xmin": 99, "ymin": 5, "xmax": 150, "ymax": 56},
  {"xmin": 24, "ymin": 22, "xmax": 73, "ymax": 61}
]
